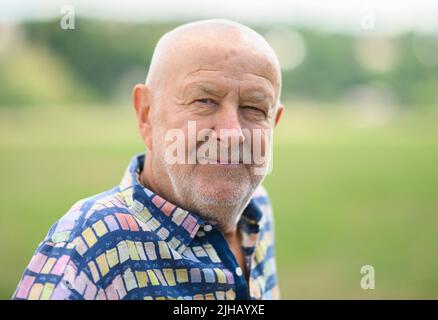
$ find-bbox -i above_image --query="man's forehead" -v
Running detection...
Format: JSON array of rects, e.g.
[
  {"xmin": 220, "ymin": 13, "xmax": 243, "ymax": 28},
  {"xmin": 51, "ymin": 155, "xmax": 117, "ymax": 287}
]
[
  {"xmin": 176, "ymin": 42, "xmax": 280, "ymax": 86},
  {"xmin": 165, "ymin": 42, "xmax": 280, "ymax": 106},
  {"xmin": 180, "ymin": 71, "xmax": 276, "ymax": 100}
]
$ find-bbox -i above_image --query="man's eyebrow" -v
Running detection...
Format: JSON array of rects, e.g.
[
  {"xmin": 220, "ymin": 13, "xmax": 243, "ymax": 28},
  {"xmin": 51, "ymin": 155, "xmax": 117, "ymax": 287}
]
[
  {"xmin": 241, "ymin": 91, "xmax": 274, "ymax": 104},
  {"xmin": 184, "ymin": 83, "xmax": 226, "ymax": 98}
]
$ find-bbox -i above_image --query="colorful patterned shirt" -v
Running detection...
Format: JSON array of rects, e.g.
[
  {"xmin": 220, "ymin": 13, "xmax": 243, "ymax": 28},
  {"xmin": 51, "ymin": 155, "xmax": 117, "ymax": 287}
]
[{"xmin": 13, "ymin": 153, "xmax": 279, "ymax": 300}]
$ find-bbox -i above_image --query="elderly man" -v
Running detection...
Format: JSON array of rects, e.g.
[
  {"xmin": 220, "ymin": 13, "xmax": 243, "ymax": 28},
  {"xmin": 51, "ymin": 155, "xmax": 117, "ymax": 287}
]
[{"xmin": 13, "ymin": 19, "xmax": 284, "ymax": 300}]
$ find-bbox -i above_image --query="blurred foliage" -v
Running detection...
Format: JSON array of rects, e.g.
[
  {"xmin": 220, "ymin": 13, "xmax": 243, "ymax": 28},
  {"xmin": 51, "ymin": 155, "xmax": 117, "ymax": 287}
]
[{"xmin": 0, "ymin": 19, "xmax": 437, "ymax": 107}]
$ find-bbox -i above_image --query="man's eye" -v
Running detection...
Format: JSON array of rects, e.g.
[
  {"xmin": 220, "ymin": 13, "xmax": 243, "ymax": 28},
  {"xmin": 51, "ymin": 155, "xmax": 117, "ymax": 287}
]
[
  {"xmin": 241, "ymin": 105, "xmax": 265, "ymax": 115},
  {"xmin": 195, "ymin": 98, "xmax": 216, "ymax": 105}
]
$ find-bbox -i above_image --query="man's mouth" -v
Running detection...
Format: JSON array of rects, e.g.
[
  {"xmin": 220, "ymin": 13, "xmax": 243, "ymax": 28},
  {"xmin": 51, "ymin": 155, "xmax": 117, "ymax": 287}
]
[{"xmin": 197, "ymin": 157, "xmax": 244, "ymax": 165}]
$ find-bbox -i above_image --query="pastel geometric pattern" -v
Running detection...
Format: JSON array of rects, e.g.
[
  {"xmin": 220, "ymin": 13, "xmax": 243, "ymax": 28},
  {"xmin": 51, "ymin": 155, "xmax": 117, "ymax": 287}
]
[{"xmin": 13, "ymin": 153, "xmax": 279, "ymax": 300}]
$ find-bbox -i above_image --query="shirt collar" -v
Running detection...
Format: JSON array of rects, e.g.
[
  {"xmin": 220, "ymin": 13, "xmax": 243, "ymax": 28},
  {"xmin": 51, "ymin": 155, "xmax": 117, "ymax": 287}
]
[{"xmin": 119, "ymin": 153, "xmax": 264, "ymax": 254}]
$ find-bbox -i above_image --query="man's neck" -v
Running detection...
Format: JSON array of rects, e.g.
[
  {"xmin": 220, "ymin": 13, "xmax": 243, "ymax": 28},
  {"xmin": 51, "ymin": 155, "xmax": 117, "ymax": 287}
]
[{"xmin": 224, "ymin": 227, "xmax": 248, "ymax": 282}]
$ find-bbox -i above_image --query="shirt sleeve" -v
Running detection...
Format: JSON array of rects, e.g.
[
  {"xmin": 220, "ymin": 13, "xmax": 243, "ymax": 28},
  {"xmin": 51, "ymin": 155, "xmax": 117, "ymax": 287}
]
[{"xmin": 12, "ymin": 222, "xmax": 101, "ymax": 300}]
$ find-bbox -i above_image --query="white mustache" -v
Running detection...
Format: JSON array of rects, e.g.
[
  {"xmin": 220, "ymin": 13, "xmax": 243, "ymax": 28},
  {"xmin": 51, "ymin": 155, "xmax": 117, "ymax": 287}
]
[
  {"xmin": 164, "ymin": 122, "xmax": 271, "ymax": 168},
  {"xmin": 192, "ymin": 142, "xmax": 248, "ymax": 164},
  {"xmin": 197, "ymin": 156, "xmax": 244, "ymax": 164}
]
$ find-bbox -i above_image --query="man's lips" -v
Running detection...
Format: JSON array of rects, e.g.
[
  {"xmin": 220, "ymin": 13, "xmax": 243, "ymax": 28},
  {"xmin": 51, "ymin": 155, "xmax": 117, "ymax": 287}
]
[{"xmin": 197, "ymin": 157, "xmax": 244, "ymax": 165}]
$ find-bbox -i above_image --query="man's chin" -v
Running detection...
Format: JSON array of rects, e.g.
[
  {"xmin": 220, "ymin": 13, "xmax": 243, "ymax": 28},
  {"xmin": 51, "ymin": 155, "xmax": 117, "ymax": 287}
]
[{"xmin": 193, "ymin": 178, "xmax": 251, "ymax": 205}]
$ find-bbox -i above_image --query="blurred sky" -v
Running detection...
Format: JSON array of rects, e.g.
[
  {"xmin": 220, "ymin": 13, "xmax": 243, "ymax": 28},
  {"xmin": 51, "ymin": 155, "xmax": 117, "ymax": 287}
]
[{"xmin": 1, "ymin": 0, "xmax": 438, "ymax": 34}]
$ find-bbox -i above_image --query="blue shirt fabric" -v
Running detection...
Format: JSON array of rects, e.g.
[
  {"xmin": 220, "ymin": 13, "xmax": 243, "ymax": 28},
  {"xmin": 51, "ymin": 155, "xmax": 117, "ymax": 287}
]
[{"xmin": 13, "ymin": 153, "xmax": 279, "ymax": 300}]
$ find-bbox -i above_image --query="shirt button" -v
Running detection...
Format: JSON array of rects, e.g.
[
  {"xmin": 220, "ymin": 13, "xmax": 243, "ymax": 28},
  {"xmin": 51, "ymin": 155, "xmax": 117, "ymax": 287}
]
[
  {"xmin": 235, "ymin": 267, "xmax": 243, "ymax": 276},
  {"xmin": 203, "ymin": 224, "xmax": 212, "ymax": 232}
]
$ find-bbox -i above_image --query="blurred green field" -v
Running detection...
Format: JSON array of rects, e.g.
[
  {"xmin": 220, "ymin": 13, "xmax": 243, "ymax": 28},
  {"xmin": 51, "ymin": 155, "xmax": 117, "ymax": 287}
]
[{"xmin": 0, "ymin": 104, "xmax": 437, "ymax": 299}]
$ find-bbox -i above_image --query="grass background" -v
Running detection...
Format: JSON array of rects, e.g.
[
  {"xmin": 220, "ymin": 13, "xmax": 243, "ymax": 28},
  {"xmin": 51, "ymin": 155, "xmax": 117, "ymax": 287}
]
[{"xmin": 1, "ymin": 104, "xmax": 437, "ymax": 299}]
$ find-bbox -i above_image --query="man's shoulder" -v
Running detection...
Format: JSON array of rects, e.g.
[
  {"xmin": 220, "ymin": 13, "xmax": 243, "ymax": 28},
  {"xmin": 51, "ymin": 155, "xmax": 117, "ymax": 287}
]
[
  {"xmin": 253, "ymin": 184, "xmax": 271, "ymax": 203},
  {"xmin": 252, "ymin": 184, "xmax": 275, "ymax": 230},
  {"xmin": 43, "ymin": 186, "xmax": 132, "ymax": 247},
  {"xmin": 13, "ymin": 186, "xmax": 138, "ymax": 299},
  {"xmin": 253, "ymin": 184, "xmax": 273, "ymax": 213}
]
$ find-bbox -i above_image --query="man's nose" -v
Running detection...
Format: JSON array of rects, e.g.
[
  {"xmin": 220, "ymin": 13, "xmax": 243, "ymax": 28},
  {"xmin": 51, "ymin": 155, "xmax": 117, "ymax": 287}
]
[{"xmin": 213, "ymin": 104, "xmax": 245, "ymax": 145}]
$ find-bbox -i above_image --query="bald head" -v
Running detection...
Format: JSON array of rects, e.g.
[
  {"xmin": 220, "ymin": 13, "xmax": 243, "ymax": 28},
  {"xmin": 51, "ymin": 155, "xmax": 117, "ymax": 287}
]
[{"xmin": 145, "ymin": 19, "xmax": 282, "ymax": 106}]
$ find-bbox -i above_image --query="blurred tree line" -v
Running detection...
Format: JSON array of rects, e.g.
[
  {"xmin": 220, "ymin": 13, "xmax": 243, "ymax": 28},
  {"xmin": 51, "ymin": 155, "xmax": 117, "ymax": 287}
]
[{"xmin": 0, "ymin": 18, "xmax": 437, "ymax": 108}]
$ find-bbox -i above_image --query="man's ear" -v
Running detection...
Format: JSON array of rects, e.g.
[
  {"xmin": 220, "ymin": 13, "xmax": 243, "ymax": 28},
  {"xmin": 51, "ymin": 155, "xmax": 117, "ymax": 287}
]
[
  {"xmin": 133, "ymin": 84, "xmax": 152, "ymax": 150},
  {"xmin": 274, "ymin": 104, "xmax": 284, "ymax": 128}
]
